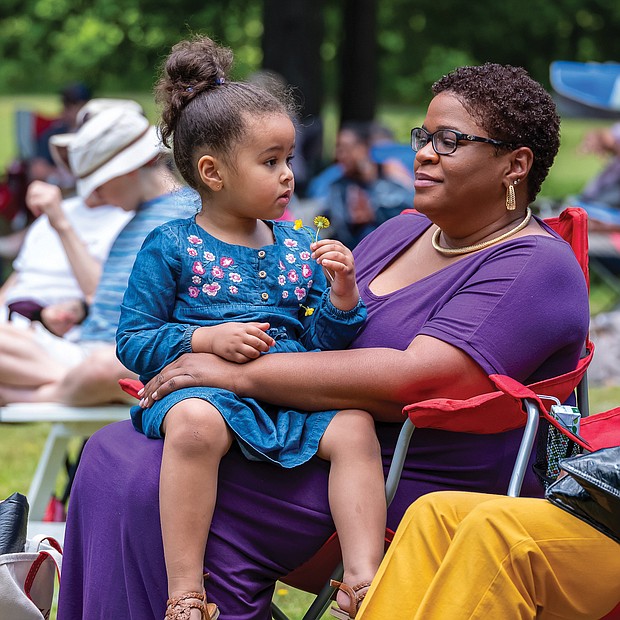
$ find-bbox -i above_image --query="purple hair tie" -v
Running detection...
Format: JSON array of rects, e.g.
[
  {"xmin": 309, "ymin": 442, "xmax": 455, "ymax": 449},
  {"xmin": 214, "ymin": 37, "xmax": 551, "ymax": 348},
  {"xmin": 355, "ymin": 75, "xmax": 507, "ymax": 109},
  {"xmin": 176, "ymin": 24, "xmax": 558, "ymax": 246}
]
[
  {"xmin": 185, "ymin": 86, "xmax": 194, "ymax": 93},
  {"xmin": 215, "ymin": 77, "xmax": 225, "ymax": 85}
]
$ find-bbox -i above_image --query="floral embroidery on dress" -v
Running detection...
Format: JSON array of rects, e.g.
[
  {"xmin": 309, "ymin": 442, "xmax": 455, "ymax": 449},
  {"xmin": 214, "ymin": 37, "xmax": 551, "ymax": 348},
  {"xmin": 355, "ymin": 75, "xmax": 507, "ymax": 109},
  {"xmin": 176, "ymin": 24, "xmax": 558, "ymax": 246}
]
[
  {"xmin": 185, "ymin": 225, "xmax": 317, "ymax": 301},
  {"xmin": 203, "ymin": 283, "xmax": 221, "ymax": 296},
  {"xmin": 192, "ymin": 261, "xmax": 205, "ymax": 275}
]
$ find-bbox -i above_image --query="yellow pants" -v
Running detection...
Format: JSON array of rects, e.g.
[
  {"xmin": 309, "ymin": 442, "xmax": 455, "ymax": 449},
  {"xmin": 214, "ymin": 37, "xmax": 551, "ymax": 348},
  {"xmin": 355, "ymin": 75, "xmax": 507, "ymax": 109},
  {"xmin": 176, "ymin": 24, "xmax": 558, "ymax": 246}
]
[{"xmin": 357, "ymin": 491, "xmax": 620, "ymax": 620}]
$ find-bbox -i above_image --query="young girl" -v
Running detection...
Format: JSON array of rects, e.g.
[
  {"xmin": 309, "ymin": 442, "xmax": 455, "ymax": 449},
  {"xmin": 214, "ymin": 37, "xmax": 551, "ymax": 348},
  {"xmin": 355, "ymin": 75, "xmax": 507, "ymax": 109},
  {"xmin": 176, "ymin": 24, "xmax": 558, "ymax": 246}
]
[{"xmin": 116, "ymin": 35, "xmax": 386, "ymax": 620}]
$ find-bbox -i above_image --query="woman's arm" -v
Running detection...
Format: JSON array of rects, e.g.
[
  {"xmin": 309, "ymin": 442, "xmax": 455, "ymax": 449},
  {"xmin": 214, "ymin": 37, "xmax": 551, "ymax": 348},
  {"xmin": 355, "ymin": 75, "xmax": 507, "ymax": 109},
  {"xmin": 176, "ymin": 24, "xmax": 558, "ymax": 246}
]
[{"xmin": 140, "ymin": 335, "xmax": 494, "ymax": 420}]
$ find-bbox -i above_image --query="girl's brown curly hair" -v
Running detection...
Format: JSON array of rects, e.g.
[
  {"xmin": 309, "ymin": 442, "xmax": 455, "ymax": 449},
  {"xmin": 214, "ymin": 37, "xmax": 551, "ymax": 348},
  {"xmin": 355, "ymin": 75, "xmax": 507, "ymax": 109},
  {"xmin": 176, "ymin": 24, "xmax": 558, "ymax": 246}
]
[{"xmin": 154, "ymin": 35, "xmax": 295, "ymax": 190}]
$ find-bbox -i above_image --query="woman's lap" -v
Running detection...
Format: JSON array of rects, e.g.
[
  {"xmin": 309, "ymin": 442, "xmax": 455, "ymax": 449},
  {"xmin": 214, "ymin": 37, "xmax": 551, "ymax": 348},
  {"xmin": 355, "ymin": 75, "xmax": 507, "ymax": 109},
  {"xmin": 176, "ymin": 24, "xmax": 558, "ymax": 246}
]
[
  {"xmin": 58, "ymin": 419, "xmax": 335, "ymax": 620},
  {"xmin": 58, "ymin": 419, "xmax": 539, "ymax": 619}
]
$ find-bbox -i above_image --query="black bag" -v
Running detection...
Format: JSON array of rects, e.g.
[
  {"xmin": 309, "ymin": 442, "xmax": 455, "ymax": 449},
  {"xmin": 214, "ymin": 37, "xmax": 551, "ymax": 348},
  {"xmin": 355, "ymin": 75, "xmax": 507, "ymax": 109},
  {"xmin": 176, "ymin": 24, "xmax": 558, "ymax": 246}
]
[
  {"xmin": 0, "ymin": 493, "xmax": 29, "ymax": 555},
  {"xmin": 545, "ymin": 446, "xmax": 620, "ymax": 543}
]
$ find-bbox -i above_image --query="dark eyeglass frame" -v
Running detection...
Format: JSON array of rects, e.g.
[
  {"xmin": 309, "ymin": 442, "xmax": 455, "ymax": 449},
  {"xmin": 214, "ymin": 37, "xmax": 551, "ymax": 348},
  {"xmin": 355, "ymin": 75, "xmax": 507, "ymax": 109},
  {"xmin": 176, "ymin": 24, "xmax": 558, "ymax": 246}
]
[{"xmin": 410, "ymin": 126, "xmax": 513, "ymax": 155}]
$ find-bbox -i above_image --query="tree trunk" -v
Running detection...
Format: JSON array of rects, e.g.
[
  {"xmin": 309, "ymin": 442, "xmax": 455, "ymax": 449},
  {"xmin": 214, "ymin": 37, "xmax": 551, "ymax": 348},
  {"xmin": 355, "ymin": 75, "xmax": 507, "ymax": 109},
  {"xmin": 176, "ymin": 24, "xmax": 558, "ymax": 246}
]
[
  {"xmin": 262, "ymin": 0, "xmax": 324, "ymax": 119},
  {"xmin": 339, "ymin": 0, "xmax": 377, "ymax": 125}
]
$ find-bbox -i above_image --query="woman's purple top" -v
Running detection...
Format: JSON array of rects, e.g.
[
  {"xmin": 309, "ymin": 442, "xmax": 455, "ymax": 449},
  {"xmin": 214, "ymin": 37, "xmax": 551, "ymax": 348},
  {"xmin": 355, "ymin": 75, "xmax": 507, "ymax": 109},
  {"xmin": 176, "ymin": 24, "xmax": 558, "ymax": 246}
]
[{"xmin": 58, "ymin": 212, "xmax": 589, "ymax": 620}]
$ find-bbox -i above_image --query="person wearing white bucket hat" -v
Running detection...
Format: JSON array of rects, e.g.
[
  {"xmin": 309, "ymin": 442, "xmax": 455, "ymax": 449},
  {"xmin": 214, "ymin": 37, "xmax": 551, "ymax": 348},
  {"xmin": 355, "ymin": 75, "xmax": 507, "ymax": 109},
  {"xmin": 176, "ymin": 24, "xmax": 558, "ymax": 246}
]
[
  {"xmin": 0, "ymin": 100, "xmax": 147, "ymax": 328},
  {"xmin": 68, "ymin": 106, "xmax": 162, "ymax": 203},
  {"xmin": 47, "ymin": 98, "xmax": 144, "ymax": 180},
  {"xmin": 0, "ymin": 104, "xmax": 198, "ymax": 406}
]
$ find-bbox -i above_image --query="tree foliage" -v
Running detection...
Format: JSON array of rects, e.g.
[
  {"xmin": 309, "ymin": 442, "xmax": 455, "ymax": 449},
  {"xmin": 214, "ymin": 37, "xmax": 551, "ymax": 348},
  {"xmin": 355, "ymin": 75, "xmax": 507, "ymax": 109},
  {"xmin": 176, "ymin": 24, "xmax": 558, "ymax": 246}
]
[{"xmin": 1, "ymin": 0, "xmax": 619, "ymax": 113}]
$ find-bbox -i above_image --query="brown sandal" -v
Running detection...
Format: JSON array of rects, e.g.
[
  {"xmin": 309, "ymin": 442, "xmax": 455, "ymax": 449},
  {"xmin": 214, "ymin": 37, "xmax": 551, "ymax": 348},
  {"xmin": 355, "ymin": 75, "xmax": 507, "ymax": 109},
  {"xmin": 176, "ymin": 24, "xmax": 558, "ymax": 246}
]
[
  {"xmin": 164, "ymin": 591, "xmax": 220, "ymax": 620},
  {"xmin": 329, "ymin": 579, "xmax": 372, "ymax": 619}
]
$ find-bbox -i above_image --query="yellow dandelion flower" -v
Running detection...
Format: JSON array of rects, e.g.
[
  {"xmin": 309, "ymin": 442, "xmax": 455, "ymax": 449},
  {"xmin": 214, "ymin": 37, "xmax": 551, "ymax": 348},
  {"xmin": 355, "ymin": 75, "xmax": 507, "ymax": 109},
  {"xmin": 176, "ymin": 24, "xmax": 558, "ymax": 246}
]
[
  {"xmin": 313, "ymin": 215, "xmax": 330, "ymax": 230},
  {"xmin": 300, "ymin": 305, "xmax": 315, "ymax": 316},
  {"xmin": 294, "ymin": 219, "xmax": 303, "ymax": 230},
  {"xmin": 313, "ymin": 215, "xmax": 331, "ymax": 242}
]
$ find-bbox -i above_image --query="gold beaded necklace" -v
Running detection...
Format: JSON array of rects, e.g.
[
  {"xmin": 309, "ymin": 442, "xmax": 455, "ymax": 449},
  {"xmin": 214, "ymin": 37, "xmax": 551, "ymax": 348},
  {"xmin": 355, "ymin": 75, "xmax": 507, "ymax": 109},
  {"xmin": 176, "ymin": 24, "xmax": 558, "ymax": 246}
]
[{"xmin": 431, "ymin": 208, "xmax": 533, "ymax": 257}]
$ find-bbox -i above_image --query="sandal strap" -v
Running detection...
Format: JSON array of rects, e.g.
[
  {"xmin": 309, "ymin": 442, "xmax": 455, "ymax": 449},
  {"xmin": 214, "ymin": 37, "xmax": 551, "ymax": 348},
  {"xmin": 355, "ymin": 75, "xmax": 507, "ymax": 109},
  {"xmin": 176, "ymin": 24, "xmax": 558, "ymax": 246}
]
[
  {"xmin": 165, "ymin": 591, "xmax": 206, "ymax": 620},
  {"xmin": 330, "ymin": 580, "xmax": 372, "ymax": 619}
]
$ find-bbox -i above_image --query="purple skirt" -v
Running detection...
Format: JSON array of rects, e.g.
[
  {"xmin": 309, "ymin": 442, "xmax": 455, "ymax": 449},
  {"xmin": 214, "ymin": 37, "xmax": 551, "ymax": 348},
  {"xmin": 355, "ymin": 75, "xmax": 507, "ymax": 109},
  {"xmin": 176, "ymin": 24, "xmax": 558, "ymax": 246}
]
[{"xmin": 57, "ymin": 419, "xmax": 541, "ymax": 620}]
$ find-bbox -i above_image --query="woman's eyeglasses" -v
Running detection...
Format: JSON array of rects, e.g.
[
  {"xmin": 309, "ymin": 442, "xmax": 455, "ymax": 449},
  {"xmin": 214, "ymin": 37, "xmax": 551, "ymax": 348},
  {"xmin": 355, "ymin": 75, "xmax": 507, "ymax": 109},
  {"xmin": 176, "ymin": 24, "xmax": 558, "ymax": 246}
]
[{"xmin": 410, "ymin": 127, "xmax": 513, "ymax": 155}]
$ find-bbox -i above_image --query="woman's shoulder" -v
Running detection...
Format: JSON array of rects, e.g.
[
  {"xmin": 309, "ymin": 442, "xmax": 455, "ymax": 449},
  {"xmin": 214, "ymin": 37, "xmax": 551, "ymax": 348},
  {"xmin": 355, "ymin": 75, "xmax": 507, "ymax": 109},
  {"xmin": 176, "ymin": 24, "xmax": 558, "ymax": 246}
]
[
  {"xmin": 490, "ymin": 228, "xmax": 581, "ymax": 264},
  {"xmin": 479, "ymin": 232, "xmax": 588, "ymax": 298}
]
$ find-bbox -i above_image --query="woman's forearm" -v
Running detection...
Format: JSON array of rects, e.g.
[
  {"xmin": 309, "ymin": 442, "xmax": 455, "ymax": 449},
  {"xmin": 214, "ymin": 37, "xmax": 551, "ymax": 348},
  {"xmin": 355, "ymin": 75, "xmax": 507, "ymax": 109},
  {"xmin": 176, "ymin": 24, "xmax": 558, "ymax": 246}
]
[
  {"xmin": 236, "ymin": 348, "xmax": 412, "ymax": 419},
  {"xmin": 234, "ymin": 336, "xmax": 492, "ymax": 420},
  {"xmin": 142, "ymin": 336, "xmax": 493, "ymax": 418}
]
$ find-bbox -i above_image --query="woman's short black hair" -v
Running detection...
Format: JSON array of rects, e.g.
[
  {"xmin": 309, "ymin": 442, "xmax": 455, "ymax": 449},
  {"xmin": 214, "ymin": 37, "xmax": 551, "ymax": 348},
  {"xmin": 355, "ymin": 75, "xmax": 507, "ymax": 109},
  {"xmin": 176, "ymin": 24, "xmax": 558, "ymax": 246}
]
[{"xmin": 432, "ymin": 63, "xmax": 560, "ymax": 202}]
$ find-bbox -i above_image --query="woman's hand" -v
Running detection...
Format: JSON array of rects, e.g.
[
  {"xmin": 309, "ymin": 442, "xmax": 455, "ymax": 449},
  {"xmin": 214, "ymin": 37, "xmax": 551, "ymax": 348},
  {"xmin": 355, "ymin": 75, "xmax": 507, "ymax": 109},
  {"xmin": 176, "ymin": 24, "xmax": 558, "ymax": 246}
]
[
  {"xmin": 138, "ymin": 352, "xmax": 237, "ymax": 408},
  {"xmin": 311, "ymin": 238, "xmax": 360, "ymax": 311}
]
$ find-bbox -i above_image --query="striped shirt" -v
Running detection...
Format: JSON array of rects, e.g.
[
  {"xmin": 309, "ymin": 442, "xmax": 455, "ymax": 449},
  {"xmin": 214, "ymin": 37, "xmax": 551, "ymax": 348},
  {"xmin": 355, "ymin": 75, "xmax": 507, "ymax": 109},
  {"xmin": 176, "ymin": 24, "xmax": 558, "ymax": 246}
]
[{"xmin": 80, "ymin": 187, "xmax": 199, "ymax": 343}]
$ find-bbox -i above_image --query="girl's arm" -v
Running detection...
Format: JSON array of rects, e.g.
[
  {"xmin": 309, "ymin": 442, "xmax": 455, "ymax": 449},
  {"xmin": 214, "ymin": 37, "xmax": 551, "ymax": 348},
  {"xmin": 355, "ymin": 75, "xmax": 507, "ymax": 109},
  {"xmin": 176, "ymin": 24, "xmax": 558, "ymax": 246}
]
[
  {"xmin": 116, "ymin": 228, "xmax": 193, "ymax": 380},
  {"xmin": 140, "ymin": 334, "xmax": 493, "ymax": 420}
]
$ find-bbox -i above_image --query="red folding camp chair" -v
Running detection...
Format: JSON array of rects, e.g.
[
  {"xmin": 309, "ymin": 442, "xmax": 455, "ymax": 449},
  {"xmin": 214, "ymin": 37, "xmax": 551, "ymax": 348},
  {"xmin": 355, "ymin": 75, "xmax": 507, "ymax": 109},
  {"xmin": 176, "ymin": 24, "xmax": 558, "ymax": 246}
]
[{"xmin": 272, "ymin": 207, "xmax": 620, "ymax": 620}]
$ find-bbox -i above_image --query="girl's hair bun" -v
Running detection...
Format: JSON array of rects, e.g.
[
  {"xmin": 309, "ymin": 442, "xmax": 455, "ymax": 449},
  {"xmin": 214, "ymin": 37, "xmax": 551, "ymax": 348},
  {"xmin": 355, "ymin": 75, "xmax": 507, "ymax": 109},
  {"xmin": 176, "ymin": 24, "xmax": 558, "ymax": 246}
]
[{"xmin": 155, "ymin": 35, "xmax": 233, "ymax": 147}]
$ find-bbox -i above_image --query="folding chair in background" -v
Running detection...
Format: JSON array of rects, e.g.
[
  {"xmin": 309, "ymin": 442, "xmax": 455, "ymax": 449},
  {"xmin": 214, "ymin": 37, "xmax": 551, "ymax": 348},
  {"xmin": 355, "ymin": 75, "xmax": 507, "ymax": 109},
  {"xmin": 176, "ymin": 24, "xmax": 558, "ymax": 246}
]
[{"xmin": 272, "ymin": 207, "xmax": 620, "ymax": 620}]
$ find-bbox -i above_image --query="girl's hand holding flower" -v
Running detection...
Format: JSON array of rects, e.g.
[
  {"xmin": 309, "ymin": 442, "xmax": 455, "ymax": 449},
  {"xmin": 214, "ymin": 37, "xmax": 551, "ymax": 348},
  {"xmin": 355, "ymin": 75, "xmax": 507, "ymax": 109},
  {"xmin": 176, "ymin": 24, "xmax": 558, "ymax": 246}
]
[{"xmin": 311, "ymin": 238, "xmax": 360, "ymax": 312}]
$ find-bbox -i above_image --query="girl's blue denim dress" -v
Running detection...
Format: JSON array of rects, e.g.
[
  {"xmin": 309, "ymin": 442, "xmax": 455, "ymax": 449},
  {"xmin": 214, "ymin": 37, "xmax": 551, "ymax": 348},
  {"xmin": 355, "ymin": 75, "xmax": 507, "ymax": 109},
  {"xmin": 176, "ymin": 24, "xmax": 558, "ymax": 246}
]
[{"xmin": 117, "ymin": 217, "xmax": 366, "ymax": 468}]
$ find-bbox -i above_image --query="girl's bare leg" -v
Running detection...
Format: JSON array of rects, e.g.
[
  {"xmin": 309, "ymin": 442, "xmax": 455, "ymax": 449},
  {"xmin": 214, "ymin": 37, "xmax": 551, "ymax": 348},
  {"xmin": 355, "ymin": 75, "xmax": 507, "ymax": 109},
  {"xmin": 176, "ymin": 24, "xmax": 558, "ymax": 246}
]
[
  {"xmin": 160, "ymin": 399, "xmax": 233, "ymax": 619},
  {"xmin": 317, "ymin": 409, "xmax": 386, "ymax": 614}
]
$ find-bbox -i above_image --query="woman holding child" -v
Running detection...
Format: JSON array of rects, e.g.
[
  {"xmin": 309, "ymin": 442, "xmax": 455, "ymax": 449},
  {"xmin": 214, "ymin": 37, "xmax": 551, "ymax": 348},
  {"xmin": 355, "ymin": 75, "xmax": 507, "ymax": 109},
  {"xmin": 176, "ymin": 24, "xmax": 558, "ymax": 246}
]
[{"xmin": 58, "ymin": 52, "xmax": 589, "ymax": 620}]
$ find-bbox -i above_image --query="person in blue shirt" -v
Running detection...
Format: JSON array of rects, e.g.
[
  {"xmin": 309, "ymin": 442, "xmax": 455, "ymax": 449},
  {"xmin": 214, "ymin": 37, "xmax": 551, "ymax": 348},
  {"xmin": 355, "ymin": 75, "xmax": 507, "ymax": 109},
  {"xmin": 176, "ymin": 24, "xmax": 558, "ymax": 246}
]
[
  {"xmin": 0, "ymin": 105, "xmax": 195, "ymax": 405},
  {"xmin": 115, "ymin": 35, "xmax": 386, "ymax": 620}
]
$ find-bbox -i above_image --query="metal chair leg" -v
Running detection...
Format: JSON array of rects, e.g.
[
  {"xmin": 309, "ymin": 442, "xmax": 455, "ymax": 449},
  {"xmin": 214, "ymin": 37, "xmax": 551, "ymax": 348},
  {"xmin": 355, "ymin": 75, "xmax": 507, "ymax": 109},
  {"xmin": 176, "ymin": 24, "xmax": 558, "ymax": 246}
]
[{"xmin": 507, "ymin": 398, "xmax": 540, "ymax": 497}]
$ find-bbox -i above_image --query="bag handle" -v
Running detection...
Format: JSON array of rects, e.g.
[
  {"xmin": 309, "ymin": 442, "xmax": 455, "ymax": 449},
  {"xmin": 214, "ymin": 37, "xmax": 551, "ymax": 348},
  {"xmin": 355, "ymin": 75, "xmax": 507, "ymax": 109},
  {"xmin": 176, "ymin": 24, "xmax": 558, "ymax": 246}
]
[
  {"xmin": 24, "ymin": 549, "xmax": 62, "ymax": 604},
  {"xmin": 28, "ymin": 534, "xmax": 63, "ymax": 555}
]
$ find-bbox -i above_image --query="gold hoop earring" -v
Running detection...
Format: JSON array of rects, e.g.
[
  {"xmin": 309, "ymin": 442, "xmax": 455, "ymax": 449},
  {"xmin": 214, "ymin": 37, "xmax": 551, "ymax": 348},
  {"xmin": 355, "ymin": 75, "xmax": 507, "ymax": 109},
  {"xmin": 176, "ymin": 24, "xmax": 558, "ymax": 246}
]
[{"xmin": 506, "ymin": 183, "xmax": 516, "ymax": 211}]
